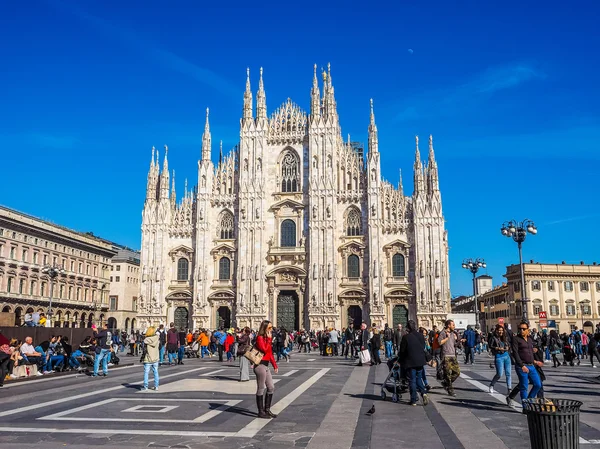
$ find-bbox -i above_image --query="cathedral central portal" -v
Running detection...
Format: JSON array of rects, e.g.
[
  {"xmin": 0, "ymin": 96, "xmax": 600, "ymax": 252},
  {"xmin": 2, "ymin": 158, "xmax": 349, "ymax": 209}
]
[{"xmin": 276, "ymin": 290, "xmax": 299, "ymax": 331}]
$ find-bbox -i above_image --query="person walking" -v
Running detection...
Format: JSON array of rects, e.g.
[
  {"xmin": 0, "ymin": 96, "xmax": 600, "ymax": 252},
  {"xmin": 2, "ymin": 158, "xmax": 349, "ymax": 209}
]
[
  {"xmin": 393, "ymin": 324, "xmax": 403, "ymax": 356},
  {"xmin": 462, "ymin": 325, "xmax": 476, "ymax": 365},
  {"xmin": 371, "ymin": 329, "xmax": 382, "ymax": 366},
  {"xmin": 383, "ymin": 324, "xmax": 394, "ymax": 360},
  {"xmin": 328, "ymin": 328, "xmax": 339, "ymax": 357},
  {"xmin": 511, "ymin": 321, "xmax": 543, "ymax": 405},
  {"xmin": 166, "ymin": 323, "xmax": 179, "ymax": 366},
  {"xmin": 548, "ymin": 330, "xmax": 562, "ymax": 368},
  {"xmin": 488, "ymin": 324, "xmax": 511, "ymax": 394},
  {"xmin": 438, "ymin": 319, "xmax": 460, "ymax": 397},
  {"xmin": 157, "ymin": 324, "xmax": 166, "ymax": 365},
  {"xmin": 92, "ymin": 323, "xmax": 111, "ymax": 377},
  {"xmin": 253, "ymin": 320, "xmax": 278, "ymax": 419},
  {"xmin": 589, "ymin": 332, "xmax": 600, "ymax": 368},
  {"xmin": 399, "ymin": 320, "xmax": 429, "ymax": 406},
  {"xmin": 237, "ymin": 327, "xmax": 252, "ymax": 381},
  {"xmin": 343, "ymin": 324, "xmax": 353, "ymax": 359},
  {"xmin": 141, "ymin": 326, "xmax": 160, "ymax": 391}
]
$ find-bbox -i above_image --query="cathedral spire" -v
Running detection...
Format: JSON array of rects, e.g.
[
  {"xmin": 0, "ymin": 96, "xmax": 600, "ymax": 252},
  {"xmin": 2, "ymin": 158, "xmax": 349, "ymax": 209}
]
[
  {"xmin": 398, "ymin": 168, "xmax": 404, "ymax": 195},
  {"xmin": 243, "ymin": 67, "xmax": 253, "ymax": 121},
  {"xmin": 322, "ymin": 62, "xmax": 337, "ymax": 119},
  {"xmin": 413, "ymin": 135, "xmax": 425, "ymax": 196},
  {"xmin": 256, "ymin": 67, "xmax": 267, "ymax": 120},
  {"xmin": 310, "ymin": 63, "xmax": 321, "ymax": 118},
  {"xmin": 160, "ymin": 145, "xmax": 170, "ymax": 200},
  {"xmin": 184, "ymin": 178, "xmax": 188, "ymax": 200},
  {"xmin": 146, "ymin": 146, "xmax": 157, "ymax": 201},
  {"xmin": 368, "ymin": 99, "xmax": 379, "ymax": 154},
  {"xmin": 201, "ymin": 107, "xmax": 211, "ymax": 162},
  {"xmin": 170, "ymin": 169, "xmax": 176, "ymax": 209},
  {"xmin": 219, "ymin": 140, "xmax": 223, "ymax": 165},
  {"xmin": 427, "ymin": 134, "xmax": 440, "ymax": 194}
]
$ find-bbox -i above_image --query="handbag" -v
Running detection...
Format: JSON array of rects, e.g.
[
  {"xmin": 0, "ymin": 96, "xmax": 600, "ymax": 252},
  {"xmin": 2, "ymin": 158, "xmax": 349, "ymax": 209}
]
[
  {"xmin": 359, "ymin": 349, "xmax": 371, "ymax": 364},
  {"xmin": 243, "ymin": 345, "xmax": 264, "ymax": 365}
]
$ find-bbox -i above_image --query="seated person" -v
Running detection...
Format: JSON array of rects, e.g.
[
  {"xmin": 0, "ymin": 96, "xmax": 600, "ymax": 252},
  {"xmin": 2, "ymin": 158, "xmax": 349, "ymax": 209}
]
[
  {"xmin": 46, "ymin": 336, "xmax": 65, "ymax": 372},
  {"xmin": 23, "ymin": 312, "xmax": 35, "ymax": 327},
  {"xmin": 78, "ymin": 337, "xmax": 95, "ymax": 366},
  {"xmin": 62, "ymin": 337, "xmax": 83, "ymax": 370},
  {"xmin": 19, "ymin": 337, "xmax": 44, "ymax": 375}
]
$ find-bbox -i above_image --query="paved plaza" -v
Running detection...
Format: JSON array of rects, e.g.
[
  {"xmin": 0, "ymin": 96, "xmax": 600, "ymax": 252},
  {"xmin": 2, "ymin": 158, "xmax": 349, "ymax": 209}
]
[{"xmin": 1, "ymin": 352, "xmax": 599, "ymax": 449}]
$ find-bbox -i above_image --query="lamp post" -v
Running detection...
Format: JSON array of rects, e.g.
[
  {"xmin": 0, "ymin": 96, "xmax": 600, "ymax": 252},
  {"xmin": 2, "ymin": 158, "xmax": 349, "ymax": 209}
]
[
  {"xmin": 41, "ymin": 264, "xmax": 66, "ymax": 327},
  {"xmin": 462, "ymin": 258, "xmax": 486, "ymax": 329},
  {"xmin": 500, "ymin": 219, "xmax": 537, "ymax": 323}
]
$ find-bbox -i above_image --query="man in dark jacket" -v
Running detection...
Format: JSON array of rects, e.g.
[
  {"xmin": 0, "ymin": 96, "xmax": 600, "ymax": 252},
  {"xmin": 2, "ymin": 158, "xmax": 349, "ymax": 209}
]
[
  {"xmin": 92, "ymin": 323, "xmax": 112, "ymax": 377},
  {"xmin": 343, "ymin": 324, "xmax": 354, "ymax": 359},
  {"xmin": 462, "ymin": 326, "xmax": 476, "ymax": 364},
  {"xmin": 399, "ymin": 320, "xmax": 429, "ymax": 406},
  {"xmin": 511, "ymin": 321, "xmax": 543, "ymax": 405}
]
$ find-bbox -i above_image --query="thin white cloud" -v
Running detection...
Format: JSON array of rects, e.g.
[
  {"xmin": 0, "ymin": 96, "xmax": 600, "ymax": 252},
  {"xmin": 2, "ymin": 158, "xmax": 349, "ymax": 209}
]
[
  {"xmin": 395, "ymin": 62, "xmax": 546, "ymax": 122},
  {"xmin": 544, "ymin": 214, "xmax": 600, "ymax": 226},
  {"xmin": 52, "ymin": 2, "xmax": 239, "ymax": 99}
]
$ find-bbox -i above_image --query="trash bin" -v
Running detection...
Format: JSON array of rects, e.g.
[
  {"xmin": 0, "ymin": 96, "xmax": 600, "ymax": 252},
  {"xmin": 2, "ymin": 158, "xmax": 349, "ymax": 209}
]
[{"xmin": 523, "ymin": 398, "xmax": 582, "ymax": 449}]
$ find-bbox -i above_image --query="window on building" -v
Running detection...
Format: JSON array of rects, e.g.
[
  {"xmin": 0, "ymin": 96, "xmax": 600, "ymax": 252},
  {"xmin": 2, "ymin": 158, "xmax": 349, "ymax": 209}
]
[
  {"xmin": 43, "ymin": 254, "xmax": 48, "ymax": 265},
  {"xmin": 547, "ymin": 280, "xmax": 555, "ymax": 291},
  {"xmin": 59, "ymin": 284, "xmax": 64, "ymax": 298},
  {"xmin": 19, "ymin": 279, "xmax": 25, "ymax": 294},
  {"xmin": 566, "ymin": 303, "xmax": 576, "ymax": 315},
  {"xmin": 7, "ymin": 277, "xmax": 13, "ymax": 293},
  {"xmin": 115, "ymin": 276, "xmax": 120, "ymax": 282},
  {"xmin": 12, "ymin": 232, "xmax": 16, "ymax": 239},
  {"xmin": 30, "ymin": 281, "xmax": 36, "ymax": 296},
  {"xmin": 550, "ymin": 304, "xmax": 559, "ymax": 316},
  {"xmin": 280, "ymin": 219, "xmax": 296, "ymax": 247},
  {"xmin": 596, "ymin": 282, "xmax": 600, "ymax": 292},
  {"xmin": 531, "ymin": 280, "xmax": 541, "ymax": 291},
  {"xmin": 110, "ymin": 296, "xmax": 117, "ymax": 311},
  {"xmin": 78, "ymin": 263, "xmax": 82, "ymax": 273},
  {"xmin": 582, "ymin": 304, "xmax": 591, "ymax": 315},
  {"xmin": 580, "ymin": 281, "xmax": 589, "ymax": 292},
  {"xmin": 116, "ymin": 265, "xmax": 121, "ymax": 271},
  {"xmin": 347, "ymin": 255, "xmax": 360, "ymax": 278},
  {"xmin": 564, "ymin": 281, "xmax": 574, "ymax": 292},
  {"xmin": 345, "ymin": 207, "xmax": 362, "ymax": 236},
  {"xmin": 33, "ymin": 252, "xmax": 38, "ymax": 264},
  {"xmin": 534, "ymin": 304, "xmax": 542, "ymax": 315},
  {"xmin": 0, "ymin": 244, "xmax": 3, "ymax": 257},
  {"xmin": 281, "ymin": 150, "xmax": 300, "ymax": 192},
  {"xmin": 110, "ymin": 276, "xmax": 113, "ymax": 282},
  {"xmin": 392, "ymin": 254, "xmax": 406, "ymax": 277},
  {"xmin": 68, "ymin": 286, "xmax": 73, "ymax": 300},
  {"xmin": 22, "ymin": 250, "xmax": 27, "ymax": 262},
  {"xmin": 76, "ymin": 288, "xmax": 81, "ymax": 301},
  {"xmin": 132, "ymin": 296, "xmax": 138, "ymax": 311},
  {"xmin": 92, "ymin": 290, "xmax": 95, "ymax": 301},
  {"xmin": 84, "ymin": 289, "xmax": 88, "ymax": 301},
  {"xmin": 0, "ymin": 229, "xmax": 3, "ymax": 236},
  {"xmin": 219, "ymin": 211, "xmax": 234, "ymax": 239},
  {"xmin": 177, "ymin": 258, "xmax": 189, "ymax": 281},
  {"xmin": 10, "ymin": 247, "xmax": 15, "ymax": 259},
  {"xmin": 218, "ymin": 257, "xmax": 231, "ymax": 280},
  {"xmin": 94, "ymin": 266, "xmax": 97, "ymax": 276},
  {"xmin": 41, "ymin": 282, "xmax": 46, "ymax": 296}
]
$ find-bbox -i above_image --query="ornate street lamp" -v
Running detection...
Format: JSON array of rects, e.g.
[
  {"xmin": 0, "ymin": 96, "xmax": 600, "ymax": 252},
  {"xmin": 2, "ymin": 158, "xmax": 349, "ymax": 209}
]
[
  {"xmin": 500, "ymin": 219, "xmax": 537, "ymax": 323},
  {"xmin": 41, "ymin": 264, "xmax": 66, "ymax": 327},
  {"xmin": 461, "ymin": 258, "xmax": 486, "ymax": 329}
]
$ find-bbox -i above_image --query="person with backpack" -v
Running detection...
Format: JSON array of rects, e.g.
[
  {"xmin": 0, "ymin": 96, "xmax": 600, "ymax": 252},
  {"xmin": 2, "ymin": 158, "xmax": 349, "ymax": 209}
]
[
  {"xmin": 212, "ymin": 328, "xmax": 226, "ymax": 362},
  {"xmin": 92, "ymin": 323, "xmax": 112, "ymax": 377},
  {"xmin": 461, "ymin": 325, "xmax": 476, "ymax": 365},
  {"xmin": 141, "ymin": 326, "xmax": 160, "ymax": 391},
  {"xmin": 572, "ymin": 328, "xmax": 582, "ymax": 365},
  {"xmin": 166, "ymin": 323, "xmax": 179, "ymax": 366},
  {"xmin": 548, "ymin": 330, "xmax": 562, "ymax": 368},
  {"xmin": 383, "ymin": 324, "xmax": 394, "ymax": 360}
]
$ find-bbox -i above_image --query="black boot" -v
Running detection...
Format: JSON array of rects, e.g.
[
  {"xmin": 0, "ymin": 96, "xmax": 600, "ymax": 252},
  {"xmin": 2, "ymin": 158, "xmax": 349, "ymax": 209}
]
[
  {"xmin": 256, "ymin": 394, "xmax": 270, "ymax": 419},
  {"xmin": 265, "ymin": 393, "xmax": 277, "ymax": 418}
]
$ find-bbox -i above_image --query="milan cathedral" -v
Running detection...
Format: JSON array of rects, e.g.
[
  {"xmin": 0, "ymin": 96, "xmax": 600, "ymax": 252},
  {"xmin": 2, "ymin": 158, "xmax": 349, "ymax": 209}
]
[{"xmin": 138, "ymin": 65, "xmax": 451, "ymax": 331}]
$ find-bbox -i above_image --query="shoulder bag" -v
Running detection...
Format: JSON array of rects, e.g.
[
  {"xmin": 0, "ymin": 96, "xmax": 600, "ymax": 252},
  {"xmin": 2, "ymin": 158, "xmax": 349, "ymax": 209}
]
[{"xmin": 244, "ymin": 345, "xmax": 264, "ymax": 365}]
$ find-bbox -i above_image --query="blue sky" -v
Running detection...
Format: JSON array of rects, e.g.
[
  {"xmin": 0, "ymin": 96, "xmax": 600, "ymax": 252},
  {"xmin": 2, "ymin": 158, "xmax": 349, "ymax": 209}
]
[{"xmin": 1, "ymin": 1, "xmax": 599, "ymax": 296}]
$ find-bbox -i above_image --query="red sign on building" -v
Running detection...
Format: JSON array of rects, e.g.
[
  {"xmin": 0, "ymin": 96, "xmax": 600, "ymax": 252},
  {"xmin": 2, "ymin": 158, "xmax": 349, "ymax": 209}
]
[{"xmin": 539, "ymin": 311, "xmax": 547, "ymax": 319}]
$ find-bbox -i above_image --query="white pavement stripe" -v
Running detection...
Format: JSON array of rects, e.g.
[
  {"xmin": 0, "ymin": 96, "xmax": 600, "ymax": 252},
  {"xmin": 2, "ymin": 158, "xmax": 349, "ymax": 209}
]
[
  {"xmin": 281, "ymin": 370, "xmax": 298, "ymax": 377},
  {"xmin": 234, "ymin": 368, "xmax": 329, "ymax": 438},
  {"xmin": 201, "ymin": 369, "xmax": 226, "ymax": 376},
  {"xmin": 0, "ymin": 366, "xmax": 211, "ymax": 419},
  {"xmin": 307, "ymin": 359, "xmax": 316, "ymax": 361},
  {"xmin": 0, "ymin": 427, "xmax": 237, "ymax": 437},
  {"xmin": 1, "ymin": 365, "xmax": 138, "ymax": 389},
  {"xmin": 461, "ymin": 374, "xmax": 522, "ymax": 412},
  {"xmin": 192, "ymin": 400, "xmax": 242, "ymax": 423}
]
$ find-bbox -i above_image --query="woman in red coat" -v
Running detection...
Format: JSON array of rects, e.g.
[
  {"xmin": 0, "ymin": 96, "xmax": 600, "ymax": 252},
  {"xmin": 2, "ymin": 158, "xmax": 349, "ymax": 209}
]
[{"xmin": 254, "ymin": 320, "xmax": 278, "ymax": 419}]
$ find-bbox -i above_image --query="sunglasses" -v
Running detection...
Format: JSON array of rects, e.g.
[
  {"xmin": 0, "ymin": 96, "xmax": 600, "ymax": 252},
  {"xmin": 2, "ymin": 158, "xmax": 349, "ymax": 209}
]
[{"xmin": 519, "ymin": 327, "xmax": 528, "ymax": 331}]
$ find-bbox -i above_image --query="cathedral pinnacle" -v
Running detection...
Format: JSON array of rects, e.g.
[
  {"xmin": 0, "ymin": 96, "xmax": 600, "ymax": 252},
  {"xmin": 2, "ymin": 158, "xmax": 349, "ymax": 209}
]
[
  {"xmin": 256, "ymin": 67, "xmax": 267, "ymax": 119},
  {"xmin": 201, "ymin": 107, "xmax": 212, "ymax": 162},
  {"xmin": 428, "ymin": 134, "xmax": 436, "ymax": 164},
  {"xmin": 243, "ymin": 68, "xmax": 253, "ymax": 120},
  {"xmin": 219, "ymin": 140, "xmax": 223, "ymax": 165},
  {"xmin": 311, "ymin": 63, "xmax": 321, "ymax": 118},
  {"xmin": 368, "ymin": 99, "xmax": 378, "ymax": 153}
]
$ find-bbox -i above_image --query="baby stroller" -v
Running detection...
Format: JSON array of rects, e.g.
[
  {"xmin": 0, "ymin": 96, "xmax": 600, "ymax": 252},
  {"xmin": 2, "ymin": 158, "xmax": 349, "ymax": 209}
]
[
  {"xmin": 185, "ymin": 341, "xmax": 200, "ymax": 358},
  {"xmin": 562, "ymin": 342, "xmax": 576, "ymax": 366},
  {"xmin": 380, "ymin": 357, "xmax": 408, "ymax": 403}
]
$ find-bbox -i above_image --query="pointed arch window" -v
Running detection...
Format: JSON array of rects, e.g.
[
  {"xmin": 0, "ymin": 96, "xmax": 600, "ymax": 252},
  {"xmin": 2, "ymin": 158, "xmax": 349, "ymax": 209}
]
[
  {"xmin": 177, "ymin": 258, "xmax": 189, "ymax": 281},
  {"xmin": 280, "ymin": 220, "xmax": 296, "ymax": 247},
  {"xmin": 392, "ymin": 254, "xmax": 406, "ymax": 277},
  {"xmin": 346, "ymin": 207, "xmax": 362, "ymax": 236},
  {"xmin": 219, "ymin": 257, "xmax": 231, "ymax": 280},
  {"xmin": 219, "ymin": 211, "xmax": 234, "ymax": 239},
  {"xmin": 281, "ymin": 151, "xmax": 300, "ymax": 192},
  {"xmin": 347, "ymin": 254, "xmax": 360, "ymax": 278}
]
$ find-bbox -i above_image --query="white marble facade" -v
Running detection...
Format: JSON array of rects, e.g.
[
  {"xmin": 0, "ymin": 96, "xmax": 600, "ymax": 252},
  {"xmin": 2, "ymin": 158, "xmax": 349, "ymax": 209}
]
[{"xmin": 138, "ymin": 65, "xmax": 450, "ymax": 331}]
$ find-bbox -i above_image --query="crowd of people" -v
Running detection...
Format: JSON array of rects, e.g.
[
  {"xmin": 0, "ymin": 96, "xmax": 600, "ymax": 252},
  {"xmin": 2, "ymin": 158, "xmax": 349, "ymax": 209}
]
[{"xmin": 2, "ymin": 318, "xmax": 600, "ymax": 420}]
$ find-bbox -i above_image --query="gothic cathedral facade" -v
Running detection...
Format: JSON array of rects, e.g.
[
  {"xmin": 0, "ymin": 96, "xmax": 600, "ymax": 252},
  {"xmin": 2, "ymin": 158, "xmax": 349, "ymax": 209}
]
[{"xmin": 138, "ymin": 65, "xmax": 450, "ymax": 332}]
